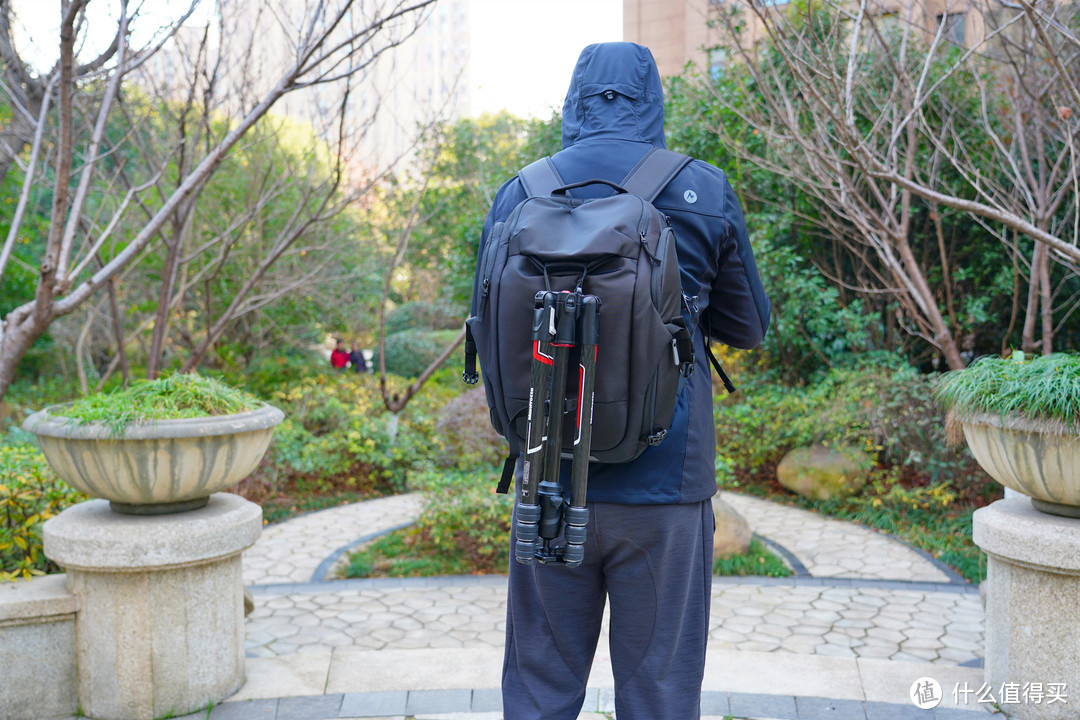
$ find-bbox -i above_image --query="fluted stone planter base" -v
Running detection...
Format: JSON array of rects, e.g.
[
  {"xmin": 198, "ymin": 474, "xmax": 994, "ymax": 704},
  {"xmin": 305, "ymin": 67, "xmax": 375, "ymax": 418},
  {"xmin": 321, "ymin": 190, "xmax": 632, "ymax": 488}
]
[
  {"xmin": 973, "ymin": 497, "xmax": 1080, "ymax": 720},
  {"xmin": 43, "ymin": 493, "xmax": 262, "ymax": 720}
]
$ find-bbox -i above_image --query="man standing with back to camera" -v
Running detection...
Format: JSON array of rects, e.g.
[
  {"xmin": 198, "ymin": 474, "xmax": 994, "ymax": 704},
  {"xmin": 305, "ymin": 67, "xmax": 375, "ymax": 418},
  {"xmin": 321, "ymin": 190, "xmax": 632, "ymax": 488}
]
[{"xmin": 475, "ymin": 43, "xmax": 770, "ymax": 719}]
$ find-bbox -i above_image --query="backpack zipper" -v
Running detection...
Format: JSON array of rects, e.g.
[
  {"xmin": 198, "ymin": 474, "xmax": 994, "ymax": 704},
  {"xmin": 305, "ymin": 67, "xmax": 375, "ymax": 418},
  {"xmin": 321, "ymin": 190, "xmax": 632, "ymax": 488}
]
[
  {"xmin": 651, "ymin": 225, "xmax": 673, "ymax": 306},
  {"xmin": 476, "ymin": 223, "xmax": 504, "ymax": 320}
]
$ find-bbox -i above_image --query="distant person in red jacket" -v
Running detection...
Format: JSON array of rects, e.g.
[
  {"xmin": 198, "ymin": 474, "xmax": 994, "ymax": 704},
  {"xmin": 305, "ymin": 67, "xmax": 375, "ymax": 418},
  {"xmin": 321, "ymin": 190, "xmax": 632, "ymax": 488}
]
[{"xmin": 330, "ymin": 339, "xmax": 349, "ymax": 370}]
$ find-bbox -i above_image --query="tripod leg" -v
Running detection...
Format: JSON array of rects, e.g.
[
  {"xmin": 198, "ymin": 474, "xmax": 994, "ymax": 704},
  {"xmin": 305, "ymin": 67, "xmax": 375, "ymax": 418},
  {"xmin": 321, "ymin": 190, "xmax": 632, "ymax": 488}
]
[
  {"xmin": 515, "ymin": 291, "xmax": 556, "ymax": 566},
  {"xmin": 564, "ymin": 295, "xmax": 599, "ymax": 568},
  {"xmin": 535, "ymin": 292, "xmax": 578, "ymax": 564}
]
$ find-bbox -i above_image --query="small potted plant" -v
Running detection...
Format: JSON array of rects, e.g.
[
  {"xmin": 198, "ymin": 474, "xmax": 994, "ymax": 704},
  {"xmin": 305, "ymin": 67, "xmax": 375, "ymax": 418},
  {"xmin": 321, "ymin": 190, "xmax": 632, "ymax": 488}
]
[
  {"xmin": 935, "ymin": 352, "xmax": 1080, "ymax": 517},
  {"xmin": 22, "ymin": 374, "xmax": 283, "ymax": 515}
]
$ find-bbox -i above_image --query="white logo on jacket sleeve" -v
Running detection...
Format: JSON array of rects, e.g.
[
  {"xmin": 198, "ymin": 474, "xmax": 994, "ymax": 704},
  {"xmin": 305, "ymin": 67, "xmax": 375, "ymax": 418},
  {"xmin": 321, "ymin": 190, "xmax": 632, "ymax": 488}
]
[{"xmin": 683, "ymin": 189, "xmax": 698, "ymax": 204}]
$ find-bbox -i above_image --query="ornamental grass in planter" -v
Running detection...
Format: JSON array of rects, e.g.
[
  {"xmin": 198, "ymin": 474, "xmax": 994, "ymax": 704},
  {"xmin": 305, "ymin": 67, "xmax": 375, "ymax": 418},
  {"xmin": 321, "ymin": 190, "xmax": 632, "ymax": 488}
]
[
  {"xmin": 934, "ymin": 352, "xmax": 1080, "ymax": 517},
  {"xmin": 23, "ymin": 374, "xmax": 284, "ymax": 515}
]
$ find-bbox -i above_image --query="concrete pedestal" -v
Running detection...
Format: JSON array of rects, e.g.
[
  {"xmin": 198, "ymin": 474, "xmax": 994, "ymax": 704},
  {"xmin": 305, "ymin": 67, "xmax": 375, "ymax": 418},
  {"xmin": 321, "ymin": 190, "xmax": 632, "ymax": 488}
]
[
  {"xmin": 43, "ymin": 493, "xmax": 262, "ymax": 720},
  {"xmin": 973, "ymin": 497, "xmax": 1080, "ymax": 720}
]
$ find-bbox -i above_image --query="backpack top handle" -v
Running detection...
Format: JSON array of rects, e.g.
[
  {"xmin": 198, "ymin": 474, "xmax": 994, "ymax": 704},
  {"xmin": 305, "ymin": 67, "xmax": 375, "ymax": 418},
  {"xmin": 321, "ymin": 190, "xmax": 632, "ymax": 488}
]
[{"xmin": 551, "ymin": 179, "xmax": 629, "ymax": 196}]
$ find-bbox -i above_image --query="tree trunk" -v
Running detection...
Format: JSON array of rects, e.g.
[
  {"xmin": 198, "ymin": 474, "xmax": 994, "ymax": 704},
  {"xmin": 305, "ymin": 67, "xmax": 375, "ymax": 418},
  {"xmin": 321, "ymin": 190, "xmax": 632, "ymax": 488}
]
[
  {"xmin": 147, "ymin": 205, "xmax": 194, "ymax": 378},
  {"xmin": 1039, "ymin": 242, "xmax": 1053, "ymax": 355},
  {"xmin": 106, "ymin": 275, "xmax": 129, "ymax": 385},
  {"xmin": 0, "ymin": 308, "xmax": 53, "ymax": 399},
  {"xmin": 1022, "ymin": 241, "xmax": 1047, "ymax": 353}
]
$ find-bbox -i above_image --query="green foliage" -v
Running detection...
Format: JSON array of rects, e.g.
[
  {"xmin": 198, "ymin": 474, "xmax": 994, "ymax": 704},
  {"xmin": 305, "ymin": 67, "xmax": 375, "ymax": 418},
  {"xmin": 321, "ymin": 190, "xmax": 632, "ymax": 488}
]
[
  {"xmin": 717, "ymin": 362, "xmax": 985, "ymax": 482},
  {"xmin": 267, "ymin": 374, "xmax": 407, "ymax": 492},
  {"xmin": 54, "ymin": 374, "xmax": 261, "ymax": 435},
  {"xmin": 384, "ymin": 301, "xmax": 461, "ymax": 334},
  {"xmin": 342, "ymin": 465, "xmax": 511, "ymax": 578},
  {"xmin": 749, "ymin": 229, "xmax": 875, "ymax": 381},
  {"xmin": 0, "ymin": 437, "xmax": 86, "ymax": 582},
  {"xmin": 934, "ymin": 352, "xmax": 1080, "ymax": 432},
  {"xmin": 260, "ymin": 369, "xmax": 457, "ymax": 500},
  {"xmin": 433, "ymin": 387, "xmax": 505, "ymax": 470},
  {"xmin": 378, "ymin": 329, "xmax": 459, "ymax": 378},
  {"xmin": 713, "ymin": 538, "xmax": 792, "ymax": 578},
  {"xmin": 229, "ymin": 349, "xmax": 327, "ymax": 399},
  {"xmin": 403, "ymin": 112, "xmax": 563, "ymax": 309},
  {"xmin": 715, "ymin": 362, "xmax": 997, "ymax": 582}
]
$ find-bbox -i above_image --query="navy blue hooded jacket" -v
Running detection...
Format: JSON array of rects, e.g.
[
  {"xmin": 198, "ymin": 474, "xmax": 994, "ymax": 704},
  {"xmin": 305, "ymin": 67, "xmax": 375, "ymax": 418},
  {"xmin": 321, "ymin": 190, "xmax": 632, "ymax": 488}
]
[{"xmin": 476, "ymin": 42, "xmax": 770, "ymax": 504}]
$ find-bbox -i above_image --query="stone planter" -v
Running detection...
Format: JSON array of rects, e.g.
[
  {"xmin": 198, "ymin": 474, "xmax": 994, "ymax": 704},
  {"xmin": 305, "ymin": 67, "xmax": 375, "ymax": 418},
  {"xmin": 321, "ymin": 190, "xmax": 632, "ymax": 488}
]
[
  {"xmin": 960, "ymin": 412, "xmax": 1080, "ymax": 518},
  {"xmin": 974, "ymin": 497, "xmax": 1080, "ymax": 720},
  {"xmin": 23, "ymin": 403, "xmax": 284, "ymax": 515},
  {"xmin": 44, "ymin": 493, "xmax": 263, "ymax": 720}
]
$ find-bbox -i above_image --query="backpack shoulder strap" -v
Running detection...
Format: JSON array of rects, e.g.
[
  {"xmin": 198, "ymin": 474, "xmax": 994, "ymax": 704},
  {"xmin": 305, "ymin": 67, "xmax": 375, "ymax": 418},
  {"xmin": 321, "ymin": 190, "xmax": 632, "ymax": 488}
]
[
  {"xmin": 620, "ymin": 148, "xmax": 692, "ymax": 202},
  {"xmin": 518, "ymin": 157, "xmax": 565, "ymax": 198}
]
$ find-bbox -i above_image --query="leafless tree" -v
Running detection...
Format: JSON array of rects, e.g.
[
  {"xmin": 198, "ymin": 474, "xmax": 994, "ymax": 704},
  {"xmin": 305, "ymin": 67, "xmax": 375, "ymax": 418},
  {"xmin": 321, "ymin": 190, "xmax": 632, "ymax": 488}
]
[
  {"xmin": 0, "ymin": 0, "xmax": 436, "ymax": 401},
  {"xmin": 706, "ymin": 0, "xmax": 1079, "ymax": 366}
]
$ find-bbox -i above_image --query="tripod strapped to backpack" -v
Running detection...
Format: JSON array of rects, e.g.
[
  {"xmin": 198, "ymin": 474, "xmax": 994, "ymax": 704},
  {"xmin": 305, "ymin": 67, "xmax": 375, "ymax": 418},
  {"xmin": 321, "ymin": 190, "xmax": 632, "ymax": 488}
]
[{"xmin": 514, "ymin": 289, "xmax": 600, "ymax": 568}]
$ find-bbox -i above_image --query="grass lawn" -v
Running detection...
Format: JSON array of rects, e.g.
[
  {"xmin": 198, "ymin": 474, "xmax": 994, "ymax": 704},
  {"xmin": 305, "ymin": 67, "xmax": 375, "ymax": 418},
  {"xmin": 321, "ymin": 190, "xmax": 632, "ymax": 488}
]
[{"xmin": 339, "ymin": 525, "xmax": 794, "ymax": 579}]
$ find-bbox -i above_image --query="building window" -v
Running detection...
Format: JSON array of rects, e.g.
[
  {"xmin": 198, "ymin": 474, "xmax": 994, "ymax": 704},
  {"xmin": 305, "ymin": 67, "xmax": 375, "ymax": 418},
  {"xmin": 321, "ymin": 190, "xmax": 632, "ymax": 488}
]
[{"xmin": 709, "ymin": 48, "xmax": 729, "ymax": 82}]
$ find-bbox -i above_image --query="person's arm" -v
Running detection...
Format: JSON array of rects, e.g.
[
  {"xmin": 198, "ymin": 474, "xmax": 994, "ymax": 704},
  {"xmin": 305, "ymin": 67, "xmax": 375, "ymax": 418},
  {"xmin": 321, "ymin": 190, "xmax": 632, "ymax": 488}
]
[{"xmin": 706, "ymin": 180, "xmax": 770, "ymax": 350}]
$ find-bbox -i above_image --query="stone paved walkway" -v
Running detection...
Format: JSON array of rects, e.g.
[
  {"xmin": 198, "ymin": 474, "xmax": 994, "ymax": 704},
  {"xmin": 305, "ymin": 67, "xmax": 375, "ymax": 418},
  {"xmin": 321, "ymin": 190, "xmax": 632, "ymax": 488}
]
[
  {"xmin": 722, "ymin": 492, "xmax": 959, "ymax": 582},
  {"xmin": 243, "ymin": 494, "xmax": 424, "ymax": 585},
  {"xmin": 224, "ymin": 488, "xmax": 990, "ymax": 719},
  {"xmin": 243, "ymin": 491, "xmax": 983, "ymax": 668}
]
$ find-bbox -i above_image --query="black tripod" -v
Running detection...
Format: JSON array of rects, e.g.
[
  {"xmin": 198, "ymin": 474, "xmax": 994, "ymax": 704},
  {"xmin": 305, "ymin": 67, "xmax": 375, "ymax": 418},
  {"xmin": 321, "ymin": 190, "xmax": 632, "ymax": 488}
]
[{"xmin": 515, "ymin": 290, "xmax": 600, "ymax": 568}]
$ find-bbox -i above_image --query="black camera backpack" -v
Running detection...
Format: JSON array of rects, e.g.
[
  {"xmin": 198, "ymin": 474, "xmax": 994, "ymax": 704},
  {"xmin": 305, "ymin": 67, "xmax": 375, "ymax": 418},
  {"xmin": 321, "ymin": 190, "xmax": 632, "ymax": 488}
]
[{"xmin": 464, "ymin": 148, "xmax": 729, "ymax": 492}]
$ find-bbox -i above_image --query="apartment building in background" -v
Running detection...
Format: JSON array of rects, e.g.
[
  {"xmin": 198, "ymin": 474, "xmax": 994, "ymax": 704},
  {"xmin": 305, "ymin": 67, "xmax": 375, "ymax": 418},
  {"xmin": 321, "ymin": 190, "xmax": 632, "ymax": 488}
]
[
  {"xmin": 623, "ymin": 0, "xmax": 721, "ymax": 77},
  {"xmin": 141, "ymin": 0, "xmax": 471, "ymax": 178},
  {"xmin": 624, "ymin": 0, "xmax": 984, "ymax": 78}
]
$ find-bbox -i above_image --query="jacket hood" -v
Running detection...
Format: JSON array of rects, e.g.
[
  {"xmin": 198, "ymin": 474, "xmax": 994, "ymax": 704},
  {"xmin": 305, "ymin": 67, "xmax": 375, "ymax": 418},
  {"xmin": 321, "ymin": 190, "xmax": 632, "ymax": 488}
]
[{"xmin": 561, "ymin": 42, "xmax": 666, "ymax": 149}]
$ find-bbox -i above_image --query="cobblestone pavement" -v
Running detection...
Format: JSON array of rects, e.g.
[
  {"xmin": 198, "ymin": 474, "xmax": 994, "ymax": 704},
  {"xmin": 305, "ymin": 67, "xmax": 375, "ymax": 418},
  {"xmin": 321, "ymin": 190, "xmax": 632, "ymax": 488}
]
[
  {"xmin": 243, "ymin": 490, "xmax": 984, "ymax": 668},
  {"xmin": 243, "ymin": 494, "xmax": 424, "ymax": 585},
  {"xmin": 246, "ymin": 576, "xmax": 983, "ymax": 667},
  {"xmin": 721, "ymin": 492, "xmax": 958, "ymax": 582}
]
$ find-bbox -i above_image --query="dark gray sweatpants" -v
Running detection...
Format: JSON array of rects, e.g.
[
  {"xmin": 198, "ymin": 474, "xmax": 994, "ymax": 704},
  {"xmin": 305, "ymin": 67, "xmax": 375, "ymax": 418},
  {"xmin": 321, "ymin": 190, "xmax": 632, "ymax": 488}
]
[{"xmin": 502, "ymin": 500, "xmax": 715, "ymax": 720}]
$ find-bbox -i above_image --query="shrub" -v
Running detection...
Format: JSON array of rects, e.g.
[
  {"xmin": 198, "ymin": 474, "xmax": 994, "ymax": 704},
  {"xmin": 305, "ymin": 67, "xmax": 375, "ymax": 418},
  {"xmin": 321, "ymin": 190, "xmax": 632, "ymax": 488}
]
[
  {"xmin": 234, "ymin": 349, "xmax": 326, "ymax": 398},
  {"xmin": 0, "ymin": 435, "xmax": 86, "ymax": 581},
  {"xmin": 384, "ymin": 301, "xmax": 462, "ymax": 334},
  {"xmin": 410, "ymin": 466, "xmax": 510, "ymax": 571},
  {"xmin": 251, "ymin": 369, "xmax": 461, "ymax": 500},
  {"xmin": 434, "ymin": 387, "xmax": 504, "ymax": 470},
  {"xmin": 342, "ymin": 465, "xmax": 511, "ymax": 577},
  {"xmin": 715, "ymin": 362, "xmax": 998, "ymax": 582},
  {"xmin": 267, "ymin": 374, "xmax": 407, "ymax": 492},
  {"xmin": 378, "ymin": 329, "xmax": 460, "ymax": 378},
  {"xmin": 716, "ymin": 362, "xmax": 981, "ymax": 484}
]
